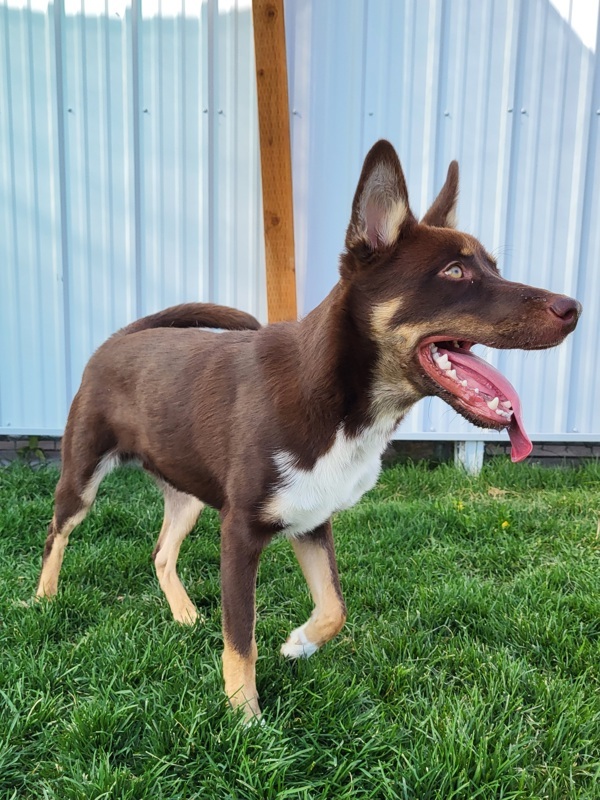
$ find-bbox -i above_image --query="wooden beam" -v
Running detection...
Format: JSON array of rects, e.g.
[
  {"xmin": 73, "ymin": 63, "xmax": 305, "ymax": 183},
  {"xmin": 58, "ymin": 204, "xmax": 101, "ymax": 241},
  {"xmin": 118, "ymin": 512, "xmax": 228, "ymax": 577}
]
[{"xmin": 252, "ymin": 0, "xmax": 297, "ymax": 322}]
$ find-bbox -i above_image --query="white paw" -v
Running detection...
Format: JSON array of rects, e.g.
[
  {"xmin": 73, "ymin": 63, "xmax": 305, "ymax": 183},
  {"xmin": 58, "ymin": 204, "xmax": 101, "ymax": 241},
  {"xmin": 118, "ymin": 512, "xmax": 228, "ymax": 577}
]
[
  {"xmin": 244, "ymin": 714, "xmax": 266, "ymax": 729},
  {"xmin": 280, "ymin": 625, "xmax": 319, "ymax": 659}
]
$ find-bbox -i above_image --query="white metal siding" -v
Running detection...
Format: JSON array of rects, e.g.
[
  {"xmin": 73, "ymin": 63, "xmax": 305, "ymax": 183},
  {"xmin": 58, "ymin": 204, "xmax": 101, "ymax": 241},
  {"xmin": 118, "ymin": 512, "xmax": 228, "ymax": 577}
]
[
  {"xmin": 0, "ymin": 4, "xmax": 65, "ymax": 433},
  {"xmin": 0, "ymin": 0, "xmax": 265, "ymax": 435},
  {"xmin": 0, "ymin": 0, "xmax": 598, "ymax": 445}
]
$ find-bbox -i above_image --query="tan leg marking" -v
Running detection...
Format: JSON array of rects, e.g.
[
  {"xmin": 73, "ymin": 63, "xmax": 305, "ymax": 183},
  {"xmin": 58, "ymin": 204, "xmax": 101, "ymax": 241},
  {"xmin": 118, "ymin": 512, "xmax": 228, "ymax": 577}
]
[
  {"xmin": 36, "ymin": 509, "xmax": 88, "ymax": 598},
  {"xmin": 37, "ymin": 452, "xmax": 119, "ymax": 598},
  {"xmin": 222, "ymin": 637, "xmax": 261, "ymax": 721},
  {"xmin": 153, "ymin": 485, "xmax": 203, "ymax": 625},
  {"xmin": 281, "ymin": 535, "xmax": 347, "ymax": 658}
]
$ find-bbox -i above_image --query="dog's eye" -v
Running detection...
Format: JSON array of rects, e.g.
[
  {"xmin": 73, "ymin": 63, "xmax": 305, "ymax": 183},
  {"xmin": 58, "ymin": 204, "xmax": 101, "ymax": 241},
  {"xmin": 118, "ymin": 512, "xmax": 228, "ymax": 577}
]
[{"xmin": 443, "ymin": 263, "xmax": 464, "ymax": 279}]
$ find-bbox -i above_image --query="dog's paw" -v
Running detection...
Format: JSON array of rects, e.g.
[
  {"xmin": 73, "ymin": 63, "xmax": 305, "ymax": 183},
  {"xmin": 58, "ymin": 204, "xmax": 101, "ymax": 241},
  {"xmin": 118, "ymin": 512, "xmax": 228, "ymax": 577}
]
[
  {"xmin": 173, "ymin": 605, "xmax": 203, "ymax": 625},
  {"xmin": 243, "ymin": 712, "xmax": 266, "ymax": 729},
  {"xmin": 280, "ymin": 624, "xmax": 318, "ymax": 659},
  {"xmin": 227, "ymin": 691, "xmax": 263, "ymax": 724}
]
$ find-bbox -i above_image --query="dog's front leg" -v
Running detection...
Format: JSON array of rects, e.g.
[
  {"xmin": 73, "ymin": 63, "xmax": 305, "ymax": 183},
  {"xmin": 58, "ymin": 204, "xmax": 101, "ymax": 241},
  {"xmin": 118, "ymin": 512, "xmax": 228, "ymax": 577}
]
[
  {"xmin": 220, "ymin": 511, "xmax": 264, "ymax": 721},
  {"xmin": 281, "ymin": 520, "xmax": 347, "ymax": 659}
]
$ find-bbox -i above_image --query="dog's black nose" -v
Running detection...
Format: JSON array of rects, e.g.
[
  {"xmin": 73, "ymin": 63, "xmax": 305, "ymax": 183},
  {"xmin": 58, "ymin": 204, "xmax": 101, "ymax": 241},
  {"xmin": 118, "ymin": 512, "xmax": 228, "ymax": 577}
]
[{"xmin": 548, "ymin": 296, "xmax": 582, "ymax": 325}]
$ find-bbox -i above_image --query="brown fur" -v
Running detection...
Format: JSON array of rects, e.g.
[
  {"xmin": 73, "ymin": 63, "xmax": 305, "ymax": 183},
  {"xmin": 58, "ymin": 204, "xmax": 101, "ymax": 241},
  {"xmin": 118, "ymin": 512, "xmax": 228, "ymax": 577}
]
[{"xmin": 37, "ymin": 141, "xmax": 581, "ymax": 721}]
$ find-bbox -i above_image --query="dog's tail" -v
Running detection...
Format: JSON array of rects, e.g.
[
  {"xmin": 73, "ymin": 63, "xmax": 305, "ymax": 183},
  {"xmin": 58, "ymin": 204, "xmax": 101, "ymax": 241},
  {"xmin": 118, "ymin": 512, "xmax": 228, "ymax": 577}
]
[{"xmin": 113, "ymin": 303, "xmax": 262, "ymax": 338}]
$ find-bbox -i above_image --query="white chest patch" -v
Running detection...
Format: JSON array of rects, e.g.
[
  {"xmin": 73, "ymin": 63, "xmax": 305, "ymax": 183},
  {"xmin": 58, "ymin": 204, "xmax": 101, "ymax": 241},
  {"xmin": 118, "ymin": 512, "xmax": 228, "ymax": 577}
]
[{"xmin": 264, "ymin": 420, "xmax": 395, "ymax": 537}]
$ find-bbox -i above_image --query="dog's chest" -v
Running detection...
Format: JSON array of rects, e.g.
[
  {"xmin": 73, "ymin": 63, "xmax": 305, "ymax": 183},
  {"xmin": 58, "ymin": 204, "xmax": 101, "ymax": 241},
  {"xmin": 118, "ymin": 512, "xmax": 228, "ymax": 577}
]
[{"xmin": 265, "ymin": 422, "xmax": 394, "ymax": 537}]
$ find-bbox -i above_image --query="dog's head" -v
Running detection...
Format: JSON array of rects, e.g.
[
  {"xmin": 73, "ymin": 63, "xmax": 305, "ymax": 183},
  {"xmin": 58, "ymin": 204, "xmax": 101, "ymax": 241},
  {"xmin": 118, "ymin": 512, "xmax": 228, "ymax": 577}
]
[{"xmin": 341, "ymin": 140, "xmax": 581, "ymax": 462}]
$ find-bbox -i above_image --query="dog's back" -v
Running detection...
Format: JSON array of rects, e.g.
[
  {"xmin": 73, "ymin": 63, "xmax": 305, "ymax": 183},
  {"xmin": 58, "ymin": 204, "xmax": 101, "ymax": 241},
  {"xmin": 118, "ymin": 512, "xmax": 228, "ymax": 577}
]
[{"xmin": 61, "ymin": 305, "xmax": 266, "ymax": 510}]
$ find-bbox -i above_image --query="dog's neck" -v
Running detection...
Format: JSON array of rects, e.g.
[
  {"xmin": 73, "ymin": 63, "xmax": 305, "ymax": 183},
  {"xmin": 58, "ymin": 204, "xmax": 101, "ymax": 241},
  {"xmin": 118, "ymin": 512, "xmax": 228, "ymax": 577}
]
[
  {"xmin": 290, "ymin": 280, "xmax": 417, "ymax": 440},
  {"xmin": 296, "ymin": 283, "xmax": 368, "ymax": 421}
]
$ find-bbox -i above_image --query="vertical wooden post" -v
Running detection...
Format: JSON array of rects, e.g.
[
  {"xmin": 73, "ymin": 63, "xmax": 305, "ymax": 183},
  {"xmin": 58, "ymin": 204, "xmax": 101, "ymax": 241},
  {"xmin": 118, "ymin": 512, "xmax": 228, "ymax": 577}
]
[{"xmin": 252, "ymin": 0, "xmax": 297, "ymax": 323}]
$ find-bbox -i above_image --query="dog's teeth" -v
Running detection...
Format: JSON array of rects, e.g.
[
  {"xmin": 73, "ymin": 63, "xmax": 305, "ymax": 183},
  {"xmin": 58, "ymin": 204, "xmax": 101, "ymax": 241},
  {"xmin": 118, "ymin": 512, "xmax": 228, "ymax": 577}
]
[
  {"xmin": 501, "ymin": 400, "xmax": 512, "ymax": 410},
  {"xmin": 437, "ymin": 354, "xmax": 451, "ymax": 370},
  {"xmin": 430, "ymin": 343, "xmax": 438, "ymax": 353},
  {"xmin": 487, "ymin": 397, "xmax": 499, "ymax": 411},
  {"xmin": 474, "ymin": 388, "xmax": 479, "ymax": 394},
  {"xmin": 453, "ymin": 340, "xmax": 460, "ymax": 349},
  {"xmin": 460, "ymin": 379, "xmax": 468, "ymax": 387},
  {"xmin": 448, "ymin": 369, "xmax": 458, "ymax": 381},
  {"xmin": 495, "ymin": 408, "xmax": 514, "ymax": 420}
]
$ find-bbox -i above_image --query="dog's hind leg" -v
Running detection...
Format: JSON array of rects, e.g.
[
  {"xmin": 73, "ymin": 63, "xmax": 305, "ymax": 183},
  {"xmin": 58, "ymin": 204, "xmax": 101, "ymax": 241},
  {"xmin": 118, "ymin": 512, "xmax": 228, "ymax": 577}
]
[
  {"xmin": 152, "ymin": 483, "xmax": 204, "ymax": 624},
  {"xmin": 281, "ymin": 520, "xmax": 347, "ymax": 659},
  {"xmin": 36, "ymin": 451, "xmax": 119, "ymax": 598}
]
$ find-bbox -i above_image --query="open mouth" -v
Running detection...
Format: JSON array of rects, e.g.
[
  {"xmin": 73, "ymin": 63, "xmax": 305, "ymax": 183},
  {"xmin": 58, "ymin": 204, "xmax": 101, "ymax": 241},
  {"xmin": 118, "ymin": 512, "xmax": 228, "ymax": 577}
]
[{"xmin": 417, "ymin": 337, "xmax": 532, "ymax": 462}]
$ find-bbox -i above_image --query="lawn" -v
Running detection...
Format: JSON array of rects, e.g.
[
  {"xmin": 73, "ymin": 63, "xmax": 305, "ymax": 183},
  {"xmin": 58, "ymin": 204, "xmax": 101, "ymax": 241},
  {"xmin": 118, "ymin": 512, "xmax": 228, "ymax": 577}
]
[{"xmin": 0, "ymin": 459, "xmax": 599, "ymax": 799}]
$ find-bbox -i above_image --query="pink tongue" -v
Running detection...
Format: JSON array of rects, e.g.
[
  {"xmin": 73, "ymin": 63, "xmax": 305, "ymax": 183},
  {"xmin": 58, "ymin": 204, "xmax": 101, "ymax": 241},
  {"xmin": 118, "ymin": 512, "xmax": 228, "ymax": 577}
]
[{"xmin": 448, "ymin": 349, "xmax": 533, "ymax": 463}]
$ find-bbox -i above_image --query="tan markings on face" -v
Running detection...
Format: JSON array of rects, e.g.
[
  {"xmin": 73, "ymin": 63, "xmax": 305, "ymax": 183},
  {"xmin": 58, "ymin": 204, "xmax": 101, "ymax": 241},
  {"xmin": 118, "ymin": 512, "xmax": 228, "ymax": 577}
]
[
  {"xmin": 371, "ymin": 309, "xmax": 513, "ymax": 420},
  {"xmin": 371, "ymin": 304, "xmax": 423, "ymax": 416},
  {"xmin": 222, "ymin": 637, "xmax": 260, "ymax": 721},
  {"xmin": 373, "ymin": 318, "xmax": 430, "ymax": 365},
  {"xmin": 370, "ymin": 298, "xmax": 404, "ymax": 339},
  {"xmin": 281, "ymin": 538, "xmax": 346, "ymax": 653},
  {"xmin": 459, "ymin": 233, "xmax": 484, "ymax": 258},
  {"xmin": 390, "ymin": 323, "xmax": 427, "ymax": 352},
  {"xmin": 370, "ymin": 319, "xmax": 433, "ymax": 419}
]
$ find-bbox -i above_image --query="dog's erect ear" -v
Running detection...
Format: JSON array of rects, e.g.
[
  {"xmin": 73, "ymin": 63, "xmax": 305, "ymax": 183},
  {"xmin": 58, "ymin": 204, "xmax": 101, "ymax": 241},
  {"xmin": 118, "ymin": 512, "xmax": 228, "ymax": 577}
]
[
  {"xmin": 421, "ymin": 161, "xmax": 459, "ymax": 228},
  {"xmin": 345, "ymin": 140, "xmax": 415, "ymax": 253}
]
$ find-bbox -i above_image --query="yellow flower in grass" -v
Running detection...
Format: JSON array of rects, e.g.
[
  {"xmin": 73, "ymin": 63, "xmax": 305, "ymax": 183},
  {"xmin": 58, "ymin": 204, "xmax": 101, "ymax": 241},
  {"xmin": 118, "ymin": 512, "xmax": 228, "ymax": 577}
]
[{"xmin": 501, "ymin": 520, "xmax": 510, "ymax": 529}]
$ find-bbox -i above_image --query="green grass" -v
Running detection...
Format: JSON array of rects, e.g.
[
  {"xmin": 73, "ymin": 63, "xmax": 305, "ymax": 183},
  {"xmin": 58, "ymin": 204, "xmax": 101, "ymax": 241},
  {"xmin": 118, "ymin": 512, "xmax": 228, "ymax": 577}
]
[{"xmin": 1, "ymin": 459, "xmax": 599, "ymax": 799}]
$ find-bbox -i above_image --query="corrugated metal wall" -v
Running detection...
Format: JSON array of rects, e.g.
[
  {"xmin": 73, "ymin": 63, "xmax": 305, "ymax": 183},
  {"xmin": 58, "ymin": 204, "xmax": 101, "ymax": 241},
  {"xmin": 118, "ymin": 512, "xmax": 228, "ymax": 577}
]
[
  {"xmin": 0, "ymin": 0, "xmax": 266, "ymax": 435},
  {"xmin": 1, "ymin": 0, "xmax": 598, "ymax": 444}
]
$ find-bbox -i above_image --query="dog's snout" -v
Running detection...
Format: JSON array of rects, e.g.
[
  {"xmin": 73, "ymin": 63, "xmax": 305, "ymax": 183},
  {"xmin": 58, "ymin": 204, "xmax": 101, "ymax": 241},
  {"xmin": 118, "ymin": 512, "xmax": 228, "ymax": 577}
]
[{"xmin": 548, "ymin": 295, "xmax": 582, "ymax": 326}]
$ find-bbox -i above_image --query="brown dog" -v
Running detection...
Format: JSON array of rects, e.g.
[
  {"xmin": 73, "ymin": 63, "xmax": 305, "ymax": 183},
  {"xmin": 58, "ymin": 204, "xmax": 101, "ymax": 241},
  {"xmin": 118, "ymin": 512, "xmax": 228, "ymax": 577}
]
[{"xmin": 37, "ymin": 140, "xmax": 581, "ymax": 721}]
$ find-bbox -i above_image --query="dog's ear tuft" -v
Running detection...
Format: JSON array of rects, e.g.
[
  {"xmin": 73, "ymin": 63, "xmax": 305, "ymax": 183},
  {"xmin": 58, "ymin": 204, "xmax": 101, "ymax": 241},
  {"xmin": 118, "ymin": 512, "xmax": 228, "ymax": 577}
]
[
  {"xmin": 421, "ymin": 161, "xmax": 459, "ymax": 228},
  {"xmin": 345, "ymin": 140, "xmax": 415, "ymax": 254}
]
